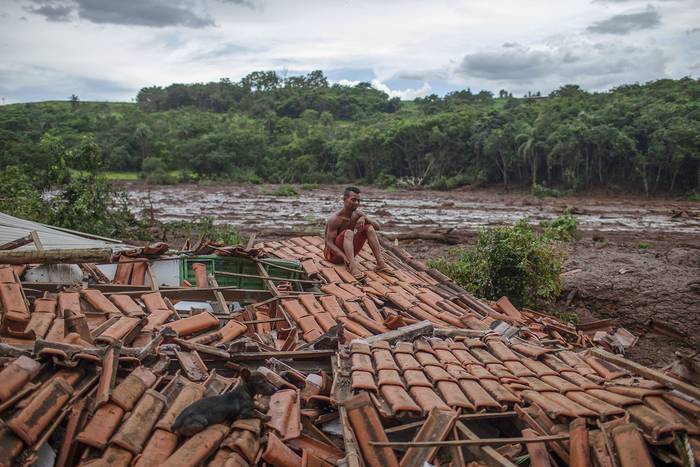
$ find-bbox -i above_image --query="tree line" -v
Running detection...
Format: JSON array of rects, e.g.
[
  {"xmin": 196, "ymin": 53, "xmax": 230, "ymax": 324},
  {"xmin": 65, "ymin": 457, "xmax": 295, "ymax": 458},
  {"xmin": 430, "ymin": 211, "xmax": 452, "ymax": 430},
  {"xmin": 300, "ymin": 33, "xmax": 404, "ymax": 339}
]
[{"xmin": 1, "ymin": 71, "xmax": 698, "ymax": 195}]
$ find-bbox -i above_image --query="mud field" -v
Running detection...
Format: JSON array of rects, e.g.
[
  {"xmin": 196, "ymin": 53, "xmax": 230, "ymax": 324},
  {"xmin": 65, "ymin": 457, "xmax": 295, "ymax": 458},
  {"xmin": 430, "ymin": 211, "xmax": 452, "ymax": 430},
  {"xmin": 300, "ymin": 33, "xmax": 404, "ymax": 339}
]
[{"xmin": 124, "ymin": 183, "xmax": 700, "ymax": 367}]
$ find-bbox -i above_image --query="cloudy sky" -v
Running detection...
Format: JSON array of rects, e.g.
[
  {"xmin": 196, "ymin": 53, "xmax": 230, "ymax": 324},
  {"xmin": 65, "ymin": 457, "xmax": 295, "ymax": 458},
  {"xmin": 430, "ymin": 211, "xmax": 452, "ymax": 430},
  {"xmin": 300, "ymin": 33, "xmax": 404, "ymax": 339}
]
[{"xmin": 0, "ymin": 0, "xmax": 698, "ymax": 103}]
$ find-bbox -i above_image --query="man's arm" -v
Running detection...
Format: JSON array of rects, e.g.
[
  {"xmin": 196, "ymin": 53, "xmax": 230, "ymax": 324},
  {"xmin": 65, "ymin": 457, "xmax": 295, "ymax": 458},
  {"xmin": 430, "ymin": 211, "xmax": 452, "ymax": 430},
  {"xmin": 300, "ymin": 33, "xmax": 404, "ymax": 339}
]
[
  {"xmin": 355, "ymin": 211, "xmax": 380, "ymax": 230},
  {"xmin": 325, "ymin": 216, "xmax": 348, "ymax": 263}
]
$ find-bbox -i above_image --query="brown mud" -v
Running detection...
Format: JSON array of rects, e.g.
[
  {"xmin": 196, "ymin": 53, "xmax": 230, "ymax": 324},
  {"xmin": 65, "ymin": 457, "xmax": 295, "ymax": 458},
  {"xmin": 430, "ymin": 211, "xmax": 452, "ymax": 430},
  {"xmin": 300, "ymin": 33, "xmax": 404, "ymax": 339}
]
[{"xmin": 123, "ymin": 183, "xmax": 700, "ymax": 367}]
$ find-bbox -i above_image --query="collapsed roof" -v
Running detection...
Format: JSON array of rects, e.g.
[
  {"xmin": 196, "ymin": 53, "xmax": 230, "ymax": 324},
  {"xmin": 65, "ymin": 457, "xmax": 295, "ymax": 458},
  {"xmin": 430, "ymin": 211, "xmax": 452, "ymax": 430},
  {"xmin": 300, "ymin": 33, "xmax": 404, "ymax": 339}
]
[{"xmin": 0, "ymin": 233, "xmax": 698, "ymax": 467}]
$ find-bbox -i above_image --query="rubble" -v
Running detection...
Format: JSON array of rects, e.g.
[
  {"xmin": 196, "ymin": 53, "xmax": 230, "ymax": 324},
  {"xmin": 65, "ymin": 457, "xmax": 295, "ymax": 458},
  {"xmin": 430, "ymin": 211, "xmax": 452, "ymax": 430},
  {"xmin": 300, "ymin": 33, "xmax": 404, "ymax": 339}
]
[{"xmin": 0, "ymin": 233, "xmax": 698, "ymax": 466}]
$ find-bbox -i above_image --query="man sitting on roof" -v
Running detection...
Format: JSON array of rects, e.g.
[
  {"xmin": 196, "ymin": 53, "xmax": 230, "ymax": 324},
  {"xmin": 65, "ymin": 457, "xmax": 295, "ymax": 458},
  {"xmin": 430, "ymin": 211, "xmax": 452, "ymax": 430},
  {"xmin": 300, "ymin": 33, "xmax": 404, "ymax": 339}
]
[{"xmin": 324, "ymin": 186, "xmax": 390, "ymax": 280}]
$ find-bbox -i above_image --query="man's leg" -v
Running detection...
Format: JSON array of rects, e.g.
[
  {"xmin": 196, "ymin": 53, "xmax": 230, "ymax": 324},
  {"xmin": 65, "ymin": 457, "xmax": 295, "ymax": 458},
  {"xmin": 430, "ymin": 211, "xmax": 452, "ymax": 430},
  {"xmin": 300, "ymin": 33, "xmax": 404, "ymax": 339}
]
[
  {"xmin": 365, "ymin": 225, "xmax": 388, "ymax": 270},
  {"xmin": 342, "ymin": 230, "xmax": 361, "ymax": 276}
]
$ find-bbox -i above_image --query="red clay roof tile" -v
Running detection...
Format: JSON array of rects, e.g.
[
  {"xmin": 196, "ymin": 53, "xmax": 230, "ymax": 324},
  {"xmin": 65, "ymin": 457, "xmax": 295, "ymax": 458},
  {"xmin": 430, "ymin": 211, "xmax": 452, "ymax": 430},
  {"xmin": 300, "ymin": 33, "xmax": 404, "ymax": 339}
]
[
  {"xmin": 76, "ymin": 402, "xmax": 125, "ymax": 449},
  {"xmin": 8, "ymin": 376, "xmax": 73, "ymax": 445},
  {"xmin": 267, "ymin": 389, "xmax": 302, "ymax": 441},
  {"xmin": 344, "ymin": 392, "xmax": 399, "ymax": 467},
  {"xmin": 111, "ymin": 389, "xmax": 167, "ymax": 454},
  {"xmin": 165, "ymin": 311, "xmax": 219, "ymax": 337},
  {"xmin": 110, "ymin": 294, "xmax": 144, "ymax": 316},
  {"xmin": 262, "ymin": 432, "xmax": 302, "ymax": 467},
  {"xmin": 110, "ymin": 366, "xmax": 157, "ymax": 411},
  {"xmin": 133, "ymin": 428, "xmax": 178, "ymax": 467},
  {"xmin": 351, "ymin": 353, "xmax": 374, "ymax": 374},
  {"xmin": 0, "ymin": 355, "xmax": 41, "ymax": 403},
  {"xmin": 409, "ymin": 386, "xmax": 451, "ymax": 412},
  {"xmin": 611, "ymin": 423, "xmax": 655, "ymax": 467},
  {"xmin": 352, "ymin": 371, "xmax": 378, "ymax": 392},
  {"xmin": 164, "ymin": 423, "xmax": 230, "ymax": 467}
]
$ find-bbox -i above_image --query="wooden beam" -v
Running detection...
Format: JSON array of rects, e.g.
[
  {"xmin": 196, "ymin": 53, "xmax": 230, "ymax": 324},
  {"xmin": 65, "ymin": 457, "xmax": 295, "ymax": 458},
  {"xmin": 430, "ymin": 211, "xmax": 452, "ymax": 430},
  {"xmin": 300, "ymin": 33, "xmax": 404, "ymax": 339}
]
[
  {"xmin": 364, "ymin": 320, "xmax": 433, "ymax": 345},
  {"xmin": 228, "ymin": 349, "xmax": 335, "ymax": 361},
  {"xmin": 0, "ymin": 234, "xmax": 32, "ymax": 251},
  {"xmin": 216, "ymin": 270, "xmax": 321, "ymax": 284},
  {"xmin": 371, "ymin": 433, "xmax": 569, "ymax": 448},
  {"xmin": 0, "ymin": 247, "xmax": 114, "ymax": 265},
  {"xmin": 385, "ymin": 412, "xmax": 518, "ymax": 434},
  {"xmin": 590, "ymin": 348, "xmax": 700, "ymax": 401}
]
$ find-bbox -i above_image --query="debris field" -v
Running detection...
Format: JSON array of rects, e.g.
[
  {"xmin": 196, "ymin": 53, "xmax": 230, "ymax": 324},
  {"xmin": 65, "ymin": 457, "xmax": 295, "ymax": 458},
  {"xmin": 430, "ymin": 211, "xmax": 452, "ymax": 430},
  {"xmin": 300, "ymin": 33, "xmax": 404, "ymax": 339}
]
[{"xmin": 0, "ymin": 234, "xmax": 698, "ymax": 467}]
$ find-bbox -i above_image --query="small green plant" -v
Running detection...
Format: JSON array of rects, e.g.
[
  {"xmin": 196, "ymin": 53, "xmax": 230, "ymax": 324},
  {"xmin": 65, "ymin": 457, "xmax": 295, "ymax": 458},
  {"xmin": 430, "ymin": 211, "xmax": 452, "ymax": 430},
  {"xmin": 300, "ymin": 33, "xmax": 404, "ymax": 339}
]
[
  {"xmin": 301, "ymin": 183, "xmax": 320, "ymax": 190},
  {"xmin": 637, "ymin": 242, "xmax": 652, "ymax": 249},
  {"xmin": 540, "ymin": 208, "xmax": 580, "ymax": 242},
  {"xmin": 270, "ymin": 185, "xmax": 298, "ymax": 196},
  {"xmin": 162, "ymin": 216, "xmax": 244, "ymax": 246},
  {"xmin": 532, "ymin": 183, "xmax": 572, "ymax": 198},
  {"xmin": 553, "ymin": 309, "xmax": 580, "ymax": 325},
  {"xmin": 428, "ymin": 219, "xmax": 566, "ymax": 308}
]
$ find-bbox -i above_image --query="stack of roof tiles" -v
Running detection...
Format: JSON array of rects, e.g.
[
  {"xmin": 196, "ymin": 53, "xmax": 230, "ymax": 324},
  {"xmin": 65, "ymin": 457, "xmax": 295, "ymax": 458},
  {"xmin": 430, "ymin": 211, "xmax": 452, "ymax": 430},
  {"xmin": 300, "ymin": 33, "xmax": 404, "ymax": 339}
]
[{"xmin": 0, "ymin": 234, "xmax": 698, "ymax": 467}]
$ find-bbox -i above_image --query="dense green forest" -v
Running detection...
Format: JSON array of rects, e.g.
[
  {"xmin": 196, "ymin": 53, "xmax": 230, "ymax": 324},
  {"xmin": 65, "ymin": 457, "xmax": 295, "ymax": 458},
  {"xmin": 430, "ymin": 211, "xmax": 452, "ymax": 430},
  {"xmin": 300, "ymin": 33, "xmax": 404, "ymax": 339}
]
[{"xmin": 1, "ymin": 71, "xmax": 699, "ymax": 196}]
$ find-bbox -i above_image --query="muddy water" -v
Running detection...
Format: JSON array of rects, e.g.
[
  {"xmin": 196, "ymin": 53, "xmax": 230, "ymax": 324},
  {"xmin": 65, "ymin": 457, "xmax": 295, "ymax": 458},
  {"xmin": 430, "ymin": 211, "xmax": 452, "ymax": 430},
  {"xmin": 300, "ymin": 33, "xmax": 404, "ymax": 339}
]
[{"xmin": 123, "ymin": 183, "xmax": 700, "ymax": 235}]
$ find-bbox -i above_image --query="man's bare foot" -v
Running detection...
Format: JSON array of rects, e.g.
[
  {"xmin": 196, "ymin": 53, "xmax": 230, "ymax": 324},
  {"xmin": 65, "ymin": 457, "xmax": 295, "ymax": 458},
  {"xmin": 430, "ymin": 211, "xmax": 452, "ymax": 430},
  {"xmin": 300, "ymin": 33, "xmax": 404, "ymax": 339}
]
[
  {"xmin": 374, "ymin": 263, "xmax": 395, "ymax": 275},
  {"xmin": 348, "ymin": 261, "xmax": 366, "ymax": 280}
]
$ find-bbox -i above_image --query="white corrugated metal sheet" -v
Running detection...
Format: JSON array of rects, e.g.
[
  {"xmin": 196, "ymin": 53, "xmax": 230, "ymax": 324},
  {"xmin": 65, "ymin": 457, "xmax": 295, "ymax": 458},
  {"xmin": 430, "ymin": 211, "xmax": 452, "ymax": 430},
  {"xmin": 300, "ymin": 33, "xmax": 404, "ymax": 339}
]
[{"xmin": 0, "ymin": 211, "xmax": 131, "ymax": 252}]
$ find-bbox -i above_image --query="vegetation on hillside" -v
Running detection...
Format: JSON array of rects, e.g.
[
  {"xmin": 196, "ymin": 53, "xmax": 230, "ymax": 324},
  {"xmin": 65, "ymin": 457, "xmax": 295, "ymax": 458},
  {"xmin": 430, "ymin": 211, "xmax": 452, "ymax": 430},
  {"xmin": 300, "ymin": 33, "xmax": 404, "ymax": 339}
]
[{"xmin": 1, "ymin": 71, "xmax": 699, "ymax": 196}]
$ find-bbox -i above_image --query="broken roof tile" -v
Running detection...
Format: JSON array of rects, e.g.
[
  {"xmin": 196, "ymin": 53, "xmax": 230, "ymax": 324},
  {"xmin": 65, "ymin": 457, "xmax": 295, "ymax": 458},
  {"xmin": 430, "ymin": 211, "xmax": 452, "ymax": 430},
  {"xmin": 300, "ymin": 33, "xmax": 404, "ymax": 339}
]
[{"xmin": 267, "ymin": 389, "xmax": 302, "ymax": 441}]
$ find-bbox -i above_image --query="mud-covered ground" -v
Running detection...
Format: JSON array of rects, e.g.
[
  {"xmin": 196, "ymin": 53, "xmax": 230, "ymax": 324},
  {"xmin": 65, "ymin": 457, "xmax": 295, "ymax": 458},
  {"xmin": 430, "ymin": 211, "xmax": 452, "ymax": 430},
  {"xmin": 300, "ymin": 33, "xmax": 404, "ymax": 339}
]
[{"xmin": 123, "ymin": 183, "xmax": 700, "ymax": 367}]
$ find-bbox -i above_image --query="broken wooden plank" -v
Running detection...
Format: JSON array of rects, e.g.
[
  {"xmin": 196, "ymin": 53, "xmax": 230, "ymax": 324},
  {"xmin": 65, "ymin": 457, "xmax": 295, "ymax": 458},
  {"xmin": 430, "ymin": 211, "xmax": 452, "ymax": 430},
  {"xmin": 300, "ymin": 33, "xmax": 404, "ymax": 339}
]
[
  {"xmin": 591, "ymin": 347, "xmax": 700, "ymax": 400},
  {"xmin": 455, "ymin": 421, "xmax": 518, "ymax": 467},
  {"xmin": 363, "ymin": 320, "xmax": 433, "ymax": 345},
  {"xmin": 399, "ymin": 408, "xmax": 458, "ymax": 467},
  {"xmin": 172, "ymin": 338, "xmax": 231, "ymax": 360},
  {"xmin": 29, "ymin": 230, "xmax": 44, "ymax": 250}
]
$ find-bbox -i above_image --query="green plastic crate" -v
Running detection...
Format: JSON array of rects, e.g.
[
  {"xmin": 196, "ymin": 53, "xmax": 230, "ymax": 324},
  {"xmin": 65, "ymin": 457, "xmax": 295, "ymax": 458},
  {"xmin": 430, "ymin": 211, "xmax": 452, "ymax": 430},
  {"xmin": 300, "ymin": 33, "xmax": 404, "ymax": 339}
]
[{"xmin": 179, "ymin": 255, "xmax": 302, "ymax": 291}]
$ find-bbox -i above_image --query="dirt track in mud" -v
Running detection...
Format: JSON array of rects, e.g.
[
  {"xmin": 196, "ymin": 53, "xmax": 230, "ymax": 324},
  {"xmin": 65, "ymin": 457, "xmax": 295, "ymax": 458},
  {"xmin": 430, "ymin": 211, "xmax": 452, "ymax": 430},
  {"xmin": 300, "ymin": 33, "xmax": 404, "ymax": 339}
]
[{"xmin": 124, "ymin": 183, "xmax": 700, "ymax": 367}]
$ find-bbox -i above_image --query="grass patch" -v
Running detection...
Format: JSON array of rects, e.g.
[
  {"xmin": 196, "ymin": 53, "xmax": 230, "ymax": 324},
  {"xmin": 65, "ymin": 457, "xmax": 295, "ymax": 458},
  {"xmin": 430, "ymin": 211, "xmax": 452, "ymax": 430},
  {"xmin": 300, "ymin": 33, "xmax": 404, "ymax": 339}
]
[
  {"xmin": 638, "ymin": 242, "xmax": 652, "ymax": 249},
  {"xmin": 102, "ymin": 171, "xmax": 141, "ymax": 180}
]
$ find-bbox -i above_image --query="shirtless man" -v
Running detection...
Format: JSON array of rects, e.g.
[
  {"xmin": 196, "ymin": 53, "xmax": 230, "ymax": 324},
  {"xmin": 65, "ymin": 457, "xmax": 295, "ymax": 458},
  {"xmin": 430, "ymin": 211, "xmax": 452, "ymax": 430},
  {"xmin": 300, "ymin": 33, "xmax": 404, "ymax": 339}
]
[{"xmin": 324, "ymin": 186, "xmax": 389, "ymax": 279}]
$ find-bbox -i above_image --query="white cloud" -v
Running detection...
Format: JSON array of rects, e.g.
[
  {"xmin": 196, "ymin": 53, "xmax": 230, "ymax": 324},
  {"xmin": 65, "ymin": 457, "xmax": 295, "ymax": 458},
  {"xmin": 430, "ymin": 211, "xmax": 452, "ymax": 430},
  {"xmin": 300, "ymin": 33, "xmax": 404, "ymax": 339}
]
[{"xmin": 0, "ymin": 0, "xmax": 698, "ymax": 103}]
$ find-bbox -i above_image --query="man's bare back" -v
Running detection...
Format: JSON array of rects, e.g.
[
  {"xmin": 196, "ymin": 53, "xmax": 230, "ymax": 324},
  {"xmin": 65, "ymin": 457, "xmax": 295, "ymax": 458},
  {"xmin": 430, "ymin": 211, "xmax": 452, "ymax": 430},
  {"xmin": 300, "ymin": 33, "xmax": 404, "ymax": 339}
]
[{"xmin": 324, "ymin": 187, "xmax": 389, "ymax": 279}]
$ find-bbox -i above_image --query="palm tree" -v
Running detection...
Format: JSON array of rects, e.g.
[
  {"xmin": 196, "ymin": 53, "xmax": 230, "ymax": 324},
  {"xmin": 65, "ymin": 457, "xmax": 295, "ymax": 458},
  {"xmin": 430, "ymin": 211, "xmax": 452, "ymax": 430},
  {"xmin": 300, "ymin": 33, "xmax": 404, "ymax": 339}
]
[
  {"xmin": 517, "ymin": 125, "xmax": 539, "ymax": 187},
  {"xmin": 70, "ymin": 94, "xmax": 79, "ymax": 110}
]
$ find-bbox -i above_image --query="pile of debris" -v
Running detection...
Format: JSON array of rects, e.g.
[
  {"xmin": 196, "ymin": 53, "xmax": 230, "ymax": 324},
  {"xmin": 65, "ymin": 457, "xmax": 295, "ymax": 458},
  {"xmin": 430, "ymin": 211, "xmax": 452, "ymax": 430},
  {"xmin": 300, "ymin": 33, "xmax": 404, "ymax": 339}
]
[{"xmin": 0, "ymin": 232, "xmax": 698, "ymax": 466}]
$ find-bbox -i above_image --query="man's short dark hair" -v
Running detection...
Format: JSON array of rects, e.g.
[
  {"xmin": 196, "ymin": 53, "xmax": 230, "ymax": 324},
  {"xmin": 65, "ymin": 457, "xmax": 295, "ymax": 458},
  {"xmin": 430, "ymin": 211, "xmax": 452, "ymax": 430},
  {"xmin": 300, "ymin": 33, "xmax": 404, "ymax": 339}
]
[{"xmin": 344, "ymin": 186, "xmax": 360, "ymax": 198}]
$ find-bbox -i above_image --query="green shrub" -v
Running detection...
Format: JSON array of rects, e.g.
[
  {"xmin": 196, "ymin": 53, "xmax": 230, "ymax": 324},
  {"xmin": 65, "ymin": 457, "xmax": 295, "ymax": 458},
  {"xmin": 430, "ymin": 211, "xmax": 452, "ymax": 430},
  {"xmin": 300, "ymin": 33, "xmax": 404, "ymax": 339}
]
[
  {"xmin": 428, "ymin": 220, "xmax": 566, "ymax": 308},
  {"xmin": 0, "ymin": 167, "xmax": 47, "ymax": 221},
  {"xmin": 145, "ymin": 168, "xmax": 178, "ymax": 185},
  {"xmin": 270, "ymin": 185, "xmax": 298, "ymax": 196},
  {"xmin": 637, "ymin": 242, "xmax": 652, "ymax": 249},
  {"xmin": 540, "ymin": 208, "xmax": 580, "ymax": 242},
  {"xmin": 532, "ymin": 183, "xmax": 572, "ymax": 198},
  {"xmin": 48, "ymin": 173, "xmax": 140, "ymax": 237},
  {"xmin": 374, "ymin": 173, "xmax": 397, "ymax": 189},
  {"xmin": 142, "ymin": 157, "xmax": 166, "ymax": 174}
]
